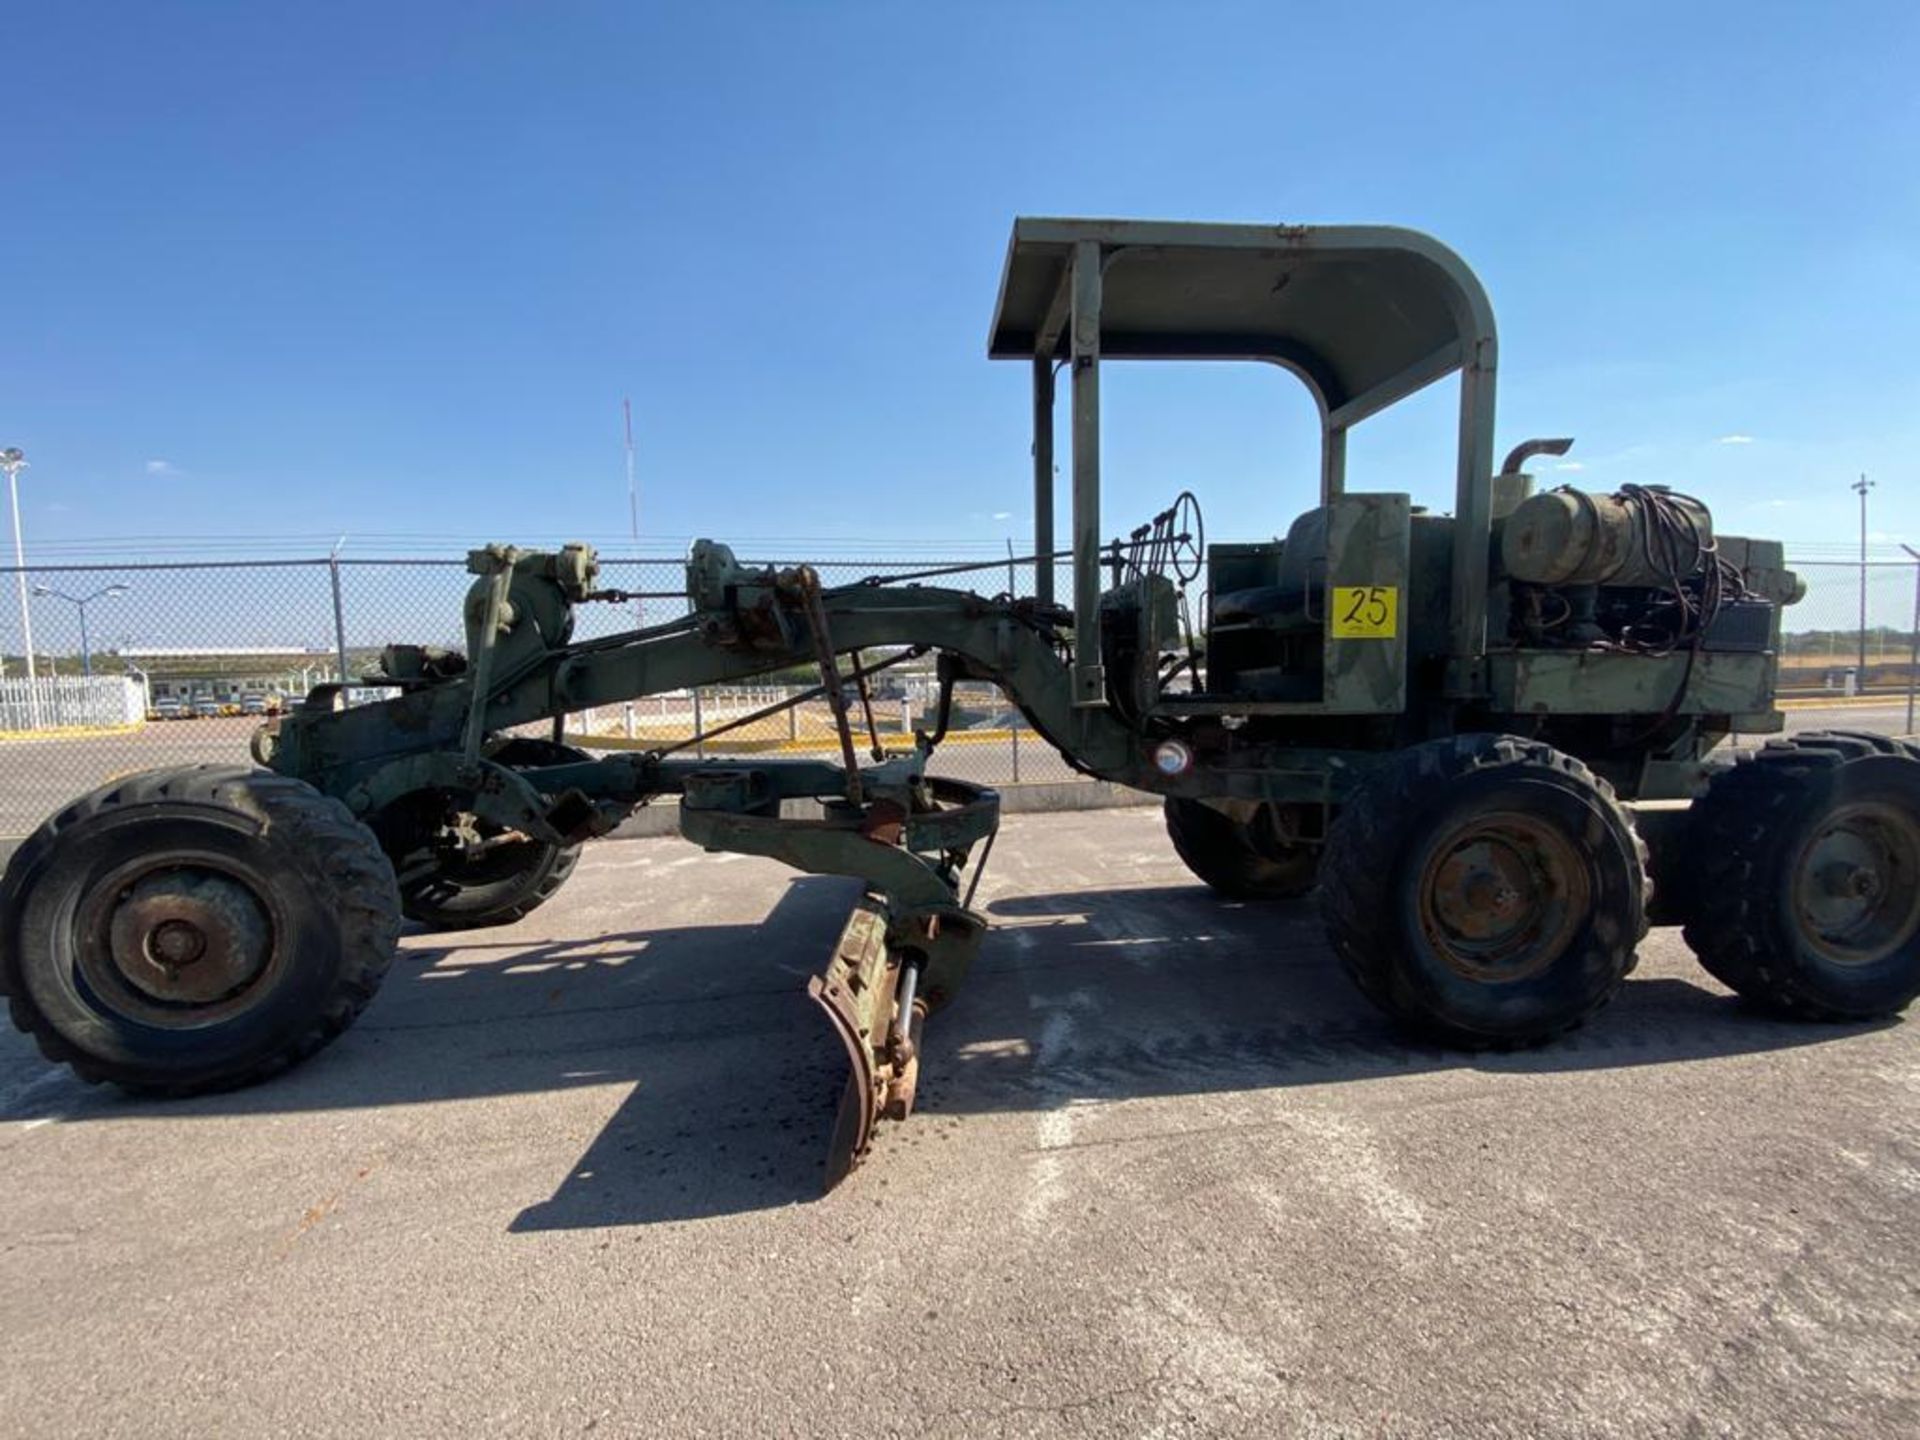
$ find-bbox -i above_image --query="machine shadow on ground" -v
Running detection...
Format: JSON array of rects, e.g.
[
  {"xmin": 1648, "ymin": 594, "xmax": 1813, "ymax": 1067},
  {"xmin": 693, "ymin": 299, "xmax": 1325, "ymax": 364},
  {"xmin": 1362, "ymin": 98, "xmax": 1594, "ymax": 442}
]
[{"xmin": 5, "ymin": 875, "xmax": 1892, "ymax": 1229}]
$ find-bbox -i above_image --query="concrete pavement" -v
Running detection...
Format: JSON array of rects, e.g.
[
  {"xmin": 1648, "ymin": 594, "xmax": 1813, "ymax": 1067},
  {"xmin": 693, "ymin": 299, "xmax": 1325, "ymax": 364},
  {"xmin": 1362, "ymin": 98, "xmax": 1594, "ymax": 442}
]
[{"xmin": 3, "ymin": 808, "xmax": 1917, "ymax": 1437}]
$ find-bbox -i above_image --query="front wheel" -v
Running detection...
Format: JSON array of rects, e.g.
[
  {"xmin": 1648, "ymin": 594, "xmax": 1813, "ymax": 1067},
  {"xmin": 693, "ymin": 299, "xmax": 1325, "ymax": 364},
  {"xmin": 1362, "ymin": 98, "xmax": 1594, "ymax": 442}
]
[
  {"xmin": 382, "ymin": 737, "xmax": 588, "ymax": 932},
  {"xmin": 1317, "ymin": 735, "xmax": 1647, "ymax": 1047},
  {"xmin": 1682, "ymin": 731, "xmax": 1920, "ymax": 1019},
  {"xmin": 0, "ymin": 766, "xmax": 402, "ymax": 1094}
]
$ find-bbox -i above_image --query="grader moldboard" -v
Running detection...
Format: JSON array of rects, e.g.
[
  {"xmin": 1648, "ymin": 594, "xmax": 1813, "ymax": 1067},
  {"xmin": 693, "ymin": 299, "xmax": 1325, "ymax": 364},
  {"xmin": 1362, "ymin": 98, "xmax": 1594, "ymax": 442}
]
[{"xmin": 8, "ymin": 219, "xmax": 1920, "ymax": 1188}]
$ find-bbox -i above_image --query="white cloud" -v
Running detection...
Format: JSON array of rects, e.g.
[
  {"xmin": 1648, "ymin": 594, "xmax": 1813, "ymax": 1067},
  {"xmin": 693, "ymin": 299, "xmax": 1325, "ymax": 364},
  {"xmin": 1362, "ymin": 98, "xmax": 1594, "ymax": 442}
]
[
  {"xmin": 1716, "ymin": 434, "xmax": 1754, "ymax": 446},
  {"xmin": 1553, "ymin": 461, "xmax": 1585, "ymax": 472},
  {"xmin": 991, "ymin": 511, "xmax": 1012, "ymax": 520},
  {"xmin": 145, "ymin": 458, "xmax": 180, "ymax": 476}
]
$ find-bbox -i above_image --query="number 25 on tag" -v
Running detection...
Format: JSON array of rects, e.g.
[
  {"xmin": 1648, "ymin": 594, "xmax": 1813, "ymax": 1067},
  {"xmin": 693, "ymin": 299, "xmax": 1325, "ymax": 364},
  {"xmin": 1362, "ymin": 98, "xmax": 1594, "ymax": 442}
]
[{"xmin": 1331, "ymin": 585, "xmax": 1397, "ymax": 639}]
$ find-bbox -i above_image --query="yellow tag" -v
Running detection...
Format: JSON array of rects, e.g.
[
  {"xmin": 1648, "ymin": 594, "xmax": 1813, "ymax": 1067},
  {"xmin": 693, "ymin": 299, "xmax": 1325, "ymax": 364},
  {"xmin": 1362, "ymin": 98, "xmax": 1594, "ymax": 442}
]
[{"xmin": 1331, "ymin": 585, "xmax": 1398, "ymax": 639}]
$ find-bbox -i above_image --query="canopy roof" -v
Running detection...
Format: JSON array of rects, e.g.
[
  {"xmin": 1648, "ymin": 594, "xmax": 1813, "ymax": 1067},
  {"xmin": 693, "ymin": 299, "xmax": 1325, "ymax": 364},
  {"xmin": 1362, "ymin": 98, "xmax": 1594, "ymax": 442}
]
[{"xmin": 988, "ymin": 217, "xmax": 1495, "ymax": 427}]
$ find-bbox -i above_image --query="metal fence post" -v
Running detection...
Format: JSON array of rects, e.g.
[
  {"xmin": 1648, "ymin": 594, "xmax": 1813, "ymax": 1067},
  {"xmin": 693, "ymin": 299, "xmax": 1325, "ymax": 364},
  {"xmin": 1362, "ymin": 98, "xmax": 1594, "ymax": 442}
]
[
  {"xmin": 1903, "ymin": 546, "xmax": 1920, "ymax": 735},
  {"xmin": 327, "ymin": 555, "xmax": 350, "ymax": 684},
  {"xmin": 693, "ymin": 686, "xmax": 706, "ymax": 759}
]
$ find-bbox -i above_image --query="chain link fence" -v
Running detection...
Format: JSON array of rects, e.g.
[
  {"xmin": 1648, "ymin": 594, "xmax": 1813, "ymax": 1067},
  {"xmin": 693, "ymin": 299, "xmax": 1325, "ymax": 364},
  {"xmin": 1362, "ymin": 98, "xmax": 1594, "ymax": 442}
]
[
  {"xmin": 2, "ymin": 549, "xmax": 1914, "ymax": 841},
  {"xmin": 1777, "ymin": 559, "xmax": 1920, "ymax": 703},
  {"xmin": 0, "ymin": 553, "xmax": 1071, "ymax": 840}
]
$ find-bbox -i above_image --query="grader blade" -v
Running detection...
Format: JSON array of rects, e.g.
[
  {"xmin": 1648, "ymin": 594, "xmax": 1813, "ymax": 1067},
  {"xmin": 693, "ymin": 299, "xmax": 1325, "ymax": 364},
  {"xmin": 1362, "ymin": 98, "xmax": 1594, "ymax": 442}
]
[{"xmin": 809, "ymin": 895, "xmax": 927, "ymax": 1189}]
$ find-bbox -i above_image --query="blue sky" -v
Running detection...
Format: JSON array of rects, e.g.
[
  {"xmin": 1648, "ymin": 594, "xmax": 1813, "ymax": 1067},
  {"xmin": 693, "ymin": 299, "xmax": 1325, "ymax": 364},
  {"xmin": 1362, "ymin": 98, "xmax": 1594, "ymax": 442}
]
[{"xmin": 3, "ymin": 2, "xmax": 1917, "ymax": 563}]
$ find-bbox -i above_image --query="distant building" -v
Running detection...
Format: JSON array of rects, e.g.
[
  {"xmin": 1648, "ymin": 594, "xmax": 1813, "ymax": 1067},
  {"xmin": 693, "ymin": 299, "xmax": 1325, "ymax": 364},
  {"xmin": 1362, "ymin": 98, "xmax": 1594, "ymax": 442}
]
[{"xmin": 120, "ymin": 646, "xmax": 340, "ymax": 703}]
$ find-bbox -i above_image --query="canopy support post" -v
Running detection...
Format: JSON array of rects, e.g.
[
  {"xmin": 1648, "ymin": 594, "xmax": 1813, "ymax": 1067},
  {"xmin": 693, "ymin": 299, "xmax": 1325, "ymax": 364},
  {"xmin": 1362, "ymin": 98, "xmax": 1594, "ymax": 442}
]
[
  {"xmin": 1445, "ymin": 337, "xmax": 1499, "ymax": 694},
  {"xmin": 1320, "ymin": 424, "xmax": 1347, "ymax": 503},
  {"xmin": 1031, "ymin": 356, "xmax": 1055, "ymax": 606},
  {"xmin": 1070, "ymin": 240, "xmax": 1105, "ymax": 708}
]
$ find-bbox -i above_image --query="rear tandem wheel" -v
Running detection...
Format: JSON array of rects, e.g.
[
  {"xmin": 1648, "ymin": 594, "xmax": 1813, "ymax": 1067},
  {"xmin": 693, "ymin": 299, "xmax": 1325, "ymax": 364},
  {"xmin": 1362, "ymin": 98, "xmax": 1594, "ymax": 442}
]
[
  {"xmin": 1681, "ymin": 730, "xmax": 1920, "ymax": 1020},
  {"xmin": 1164, "ymin": 797, "xmax": 1320, "ymax": 900},
  {"xmin": 1317, "ymin": 734, "xmax": 1648, "ymax": 1047}
]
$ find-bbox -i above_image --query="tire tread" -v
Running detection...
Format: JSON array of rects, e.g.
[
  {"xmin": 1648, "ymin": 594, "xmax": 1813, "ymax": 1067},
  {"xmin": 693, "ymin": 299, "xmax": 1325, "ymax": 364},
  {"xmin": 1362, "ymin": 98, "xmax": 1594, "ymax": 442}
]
[
  {"xmin": 1682, "ymin": 730, "xmax": 1920, "ymax": 1019},
  {"xmin": 1317, "ymin": 734, "xmax": 1648, "ymax": 1048},
  {"xmin": 0, "ymin": 765, "xmax": 401, "ymax": 1095}
]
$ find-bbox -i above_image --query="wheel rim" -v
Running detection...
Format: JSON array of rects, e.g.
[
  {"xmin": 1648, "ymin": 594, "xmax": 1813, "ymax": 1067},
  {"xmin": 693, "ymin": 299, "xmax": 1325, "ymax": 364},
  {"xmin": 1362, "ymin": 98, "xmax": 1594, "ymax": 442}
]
[
  {"xmin": 1417, "ymin": 811, "xmax": 1591, "ymax": 982},
  {"xmin": 1790, "ymin": 801, "xmax": 1920, "ymax": 967},
  {"xmin": 74, "ymin": 856, "xmax": 282, "ymax": 1028}
]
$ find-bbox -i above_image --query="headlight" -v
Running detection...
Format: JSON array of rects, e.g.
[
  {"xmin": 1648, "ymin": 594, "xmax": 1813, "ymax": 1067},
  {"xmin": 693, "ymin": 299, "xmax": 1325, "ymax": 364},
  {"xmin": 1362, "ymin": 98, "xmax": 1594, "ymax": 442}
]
[{"xmin": 1153, "ymin": 739, "xmax": 1194, "ymax": 777}]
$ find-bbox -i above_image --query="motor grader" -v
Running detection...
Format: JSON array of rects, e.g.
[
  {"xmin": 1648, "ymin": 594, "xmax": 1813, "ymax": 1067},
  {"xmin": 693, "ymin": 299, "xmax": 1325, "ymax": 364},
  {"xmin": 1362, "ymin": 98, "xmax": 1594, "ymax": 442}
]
[{"xmin": 7, "ymin": 218, "xmax": 1918, "ymax": 1186}]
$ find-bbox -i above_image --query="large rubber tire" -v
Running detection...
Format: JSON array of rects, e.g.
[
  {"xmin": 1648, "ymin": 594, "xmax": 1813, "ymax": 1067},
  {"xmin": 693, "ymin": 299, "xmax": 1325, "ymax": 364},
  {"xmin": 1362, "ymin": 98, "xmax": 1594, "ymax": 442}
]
[
  {"xmin": 1164, "ymin": 797, "xmax": 1320, "ymax": 900},
  {"xmin": 391, "ymin": 737, "xmax": 586, "ymax": 932},
  {"xmin": 0, "ymin": 766, "xmax": 401, "ymax": 1095},
  {"xmin": 1682, "ymin": 730, "xmax": 1920, "ymax": 1019},
  {"xmin": 1318, "ymin": 735, "xmax": 1648, "ymax": 1047}
]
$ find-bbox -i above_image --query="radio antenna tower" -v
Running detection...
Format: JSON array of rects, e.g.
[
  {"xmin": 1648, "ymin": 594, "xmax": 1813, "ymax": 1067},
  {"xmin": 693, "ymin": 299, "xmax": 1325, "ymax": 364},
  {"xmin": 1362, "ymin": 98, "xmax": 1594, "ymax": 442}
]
[
  {"xmin": 623, "ymin": 398, "xmax": 643, "ymax": 627},
  {"xmin": 623, "ymin": 397, "xmax": 639, "ymax": 545}
]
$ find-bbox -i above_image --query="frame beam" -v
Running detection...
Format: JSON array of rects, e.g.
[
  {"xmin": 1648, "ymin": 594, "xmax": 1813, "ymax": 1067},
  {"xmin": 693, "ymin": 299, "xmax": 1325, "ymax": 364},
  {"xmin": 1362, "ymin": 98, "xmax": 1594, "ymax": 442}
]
[
  {"xmin": 1323, "ymin": 341, "xmax": 1464, "ymax": 432},
  {"xmin": 1032, "ymin": 260, "xmax": 1073, "ymax": 360}
]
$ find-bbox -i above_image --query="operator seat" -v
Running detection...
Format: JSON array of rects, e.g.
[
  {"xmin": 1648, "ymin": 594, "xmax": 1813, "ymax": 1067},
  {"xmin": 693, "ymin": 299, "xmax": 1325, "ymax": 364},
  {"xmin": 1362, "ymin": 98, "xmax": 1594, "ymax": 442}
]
[
  {"xmin": 1203, "ymin": 506, "xmax": 1330, "ymax": 700},
  {"xmin": 1210, "ymin": 507, "xmax": 1330, "ymax": 635}
]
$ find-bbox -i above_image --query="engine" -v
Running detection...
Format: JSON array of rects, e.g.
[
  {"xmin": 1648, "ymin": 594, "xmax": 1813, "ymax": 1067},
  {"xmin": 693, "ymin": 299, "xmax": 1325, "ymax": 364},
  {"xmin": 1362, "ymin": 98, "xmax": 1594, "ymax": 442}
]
[{"xmin": 1496, "ymin": 483, "xmax": 1789, "ymax": 654}]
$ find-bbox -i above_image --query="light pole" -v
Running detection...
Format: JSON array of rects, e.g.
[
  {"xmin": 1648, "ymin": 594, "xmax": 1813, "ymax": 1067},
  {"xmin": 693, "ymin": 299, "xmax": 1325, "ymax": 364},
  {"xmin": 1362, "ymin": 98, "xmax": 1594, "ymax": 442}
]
[
  {"xmin": 1854, "ymin": 472, "xmax": 1875, "ymax": 684},
  {"xmin": 31, "ymin": 584, "xmax": 129, "ymax": 677},
  {"xmin": 2, "ymin": 448, "xmax": 37, "ymax": 721}
]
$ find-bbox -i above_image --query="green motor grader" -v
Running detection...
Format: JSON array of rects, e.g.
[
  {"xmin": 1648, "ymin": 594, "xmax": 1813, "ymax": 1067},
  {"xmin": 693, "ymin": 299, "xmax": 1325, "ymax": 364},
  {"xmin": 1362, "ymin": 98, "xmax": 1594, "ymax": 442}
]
[{"xmin": 6, "ymin": 218, "xmax": 1917, "ymax": 1186}]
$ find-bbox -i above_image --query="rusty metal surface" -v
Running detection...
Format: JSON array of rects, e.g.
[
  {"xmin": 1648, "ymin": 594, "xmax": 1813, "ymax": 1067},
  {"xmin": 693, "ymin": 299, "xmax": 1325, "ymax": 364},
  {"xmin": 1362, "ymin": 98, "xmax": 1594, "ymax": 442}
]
[
  {"xmin": 807, "ymin": 897, "xmax": 910, "ymax": 1188},
  {"xmin": 1418, "ymin": 812, "xmax": 1590, "ymax": 982},
  {"xmin": 72, "ymin": 858, "xmax": 283, "ymax": 1029},
  {"xmin": 104, "ymin": 869, "xmax": 272, "ymax": 1006}
]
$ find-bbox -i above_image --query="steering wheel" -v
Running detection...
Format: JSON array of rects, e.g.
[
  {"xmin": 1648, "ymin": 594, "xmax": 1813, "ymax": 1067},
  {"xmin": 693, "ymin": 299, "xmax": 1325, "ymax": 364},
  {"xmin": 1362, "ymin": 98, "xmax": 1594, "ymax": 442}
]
[{"xmin": 1167, "ymin": 491, "xmax": 1205, "ymax": 585}]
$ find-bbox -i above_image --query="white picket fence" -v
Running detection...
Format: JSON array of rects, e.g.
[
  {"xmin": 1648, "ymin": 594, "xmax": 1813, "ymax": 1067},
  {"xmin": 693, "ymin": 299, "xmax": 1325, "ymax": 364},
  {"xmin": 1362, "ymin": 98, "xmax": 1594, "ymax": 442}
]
[{"xmin": 0, "ymin": 675, "xmax": 145, "ymax": 732}]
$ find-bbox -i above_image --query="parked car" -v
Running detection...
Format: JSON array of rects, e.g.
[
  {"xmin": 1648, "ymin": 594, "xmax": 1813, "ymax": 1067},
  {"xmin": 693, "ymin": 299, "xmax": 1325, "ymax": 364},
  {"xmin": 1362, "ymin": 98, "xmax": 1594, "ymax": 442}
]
[
  {"xmin": 241, "ymin": 694, "xmax": 269, "ymax": 715},
  {"xmin": 190, "ymin": 696, "xmax": 224, "ymax": 719},
  {"xmin": 150, "ymin": 698, "xmax": 186, "ymax": 721}
]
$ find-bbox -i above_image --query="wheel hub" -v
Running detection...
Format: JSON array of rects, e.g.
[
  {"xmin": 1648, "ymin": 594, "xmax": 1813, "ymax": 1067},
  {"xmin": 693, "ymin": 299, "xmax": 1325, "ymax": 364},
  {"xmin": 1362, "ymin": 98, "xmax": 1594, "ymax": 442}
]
[
  {"xmin": 1793, "ymin": 802, "xmax": 1920, "ymax": 966},
  {"xmin": 1420, "ymin": 814, "xmax": 1590, "ymax": 982},
  {"xmin": 148, "ymin": 918, "xmax": 208, "ymax": 967},
  {"xmin": 106, "ymin": 870, "xmax": 273, "ymax": 1006}
]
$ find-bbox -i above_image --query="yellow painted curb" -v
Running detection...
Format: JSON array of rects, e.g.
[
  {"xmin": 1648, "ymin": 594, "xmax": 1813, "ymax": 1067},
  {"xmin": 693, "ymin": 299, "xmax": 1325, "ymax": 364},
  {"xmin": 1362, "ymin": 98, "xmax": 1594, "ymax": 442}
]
[
  {"xmin": 0, "ymin": 721, "xmax": 145, "ymax": 744},
  {"xmin": 1777, "ymin": 694, "xmax": 1911, "ymax": 710}
]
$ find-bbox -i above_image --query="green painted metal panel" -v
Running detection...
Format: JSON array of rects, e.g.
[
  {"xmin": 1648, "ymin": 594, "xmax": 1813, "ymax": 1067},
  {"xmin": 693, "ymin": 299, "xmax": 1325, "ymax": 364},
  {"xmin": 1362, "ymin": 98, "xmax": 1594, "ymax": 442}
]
[{"xmin": 1488, "ymin": 650, "xmax": 1775, "ymax": 716}]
